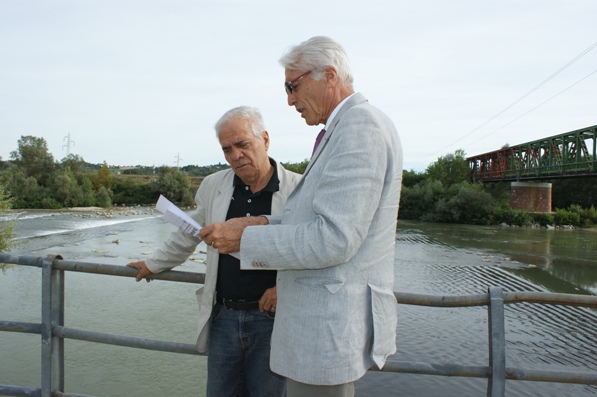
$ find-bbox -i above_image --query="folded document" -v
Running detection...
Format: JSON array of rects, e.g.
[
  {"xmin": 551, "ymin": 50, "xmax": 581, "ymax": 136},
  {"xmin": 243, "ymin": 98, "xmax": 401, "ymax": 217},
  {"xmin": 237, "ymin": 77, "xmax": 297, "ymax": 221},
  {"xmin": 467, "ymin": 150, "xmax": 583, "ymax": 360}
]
[
  {"xmin": 156, "ymin": 195, "xmax": 202, "ymax": 237},
  {"xmin": 155, "ymin": 195, "xmax": 240, "ymax": 259}
]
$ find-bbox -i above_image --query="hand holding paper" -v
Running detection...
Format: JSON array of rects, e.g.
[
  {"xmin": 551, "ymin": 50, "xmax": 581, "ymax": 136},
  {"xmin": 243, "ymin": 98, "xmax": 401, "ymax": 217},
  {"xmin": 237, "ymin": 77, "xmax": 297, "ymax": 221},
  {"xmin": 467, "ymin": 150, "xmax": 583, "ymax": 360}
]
[
  {"xmin": 156, "ymin": 195, "xmax": 240, "ymax": 259},
  {"xmin": 200, "ymin": 216, "xmax": 268, "ymax": 255}
]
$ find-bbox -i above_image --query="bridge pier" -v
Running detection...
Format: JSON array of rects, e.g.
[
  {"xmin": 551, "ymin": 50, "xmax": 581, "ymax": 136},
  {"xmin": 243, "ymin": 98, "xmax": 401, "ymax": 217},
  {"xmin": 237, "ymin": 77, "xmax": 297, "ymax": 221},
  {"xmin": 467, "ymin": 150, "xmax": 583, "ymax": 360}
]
[{"xmin": 510, "ymin": 182, "xmax": 552, "ymax": 212}]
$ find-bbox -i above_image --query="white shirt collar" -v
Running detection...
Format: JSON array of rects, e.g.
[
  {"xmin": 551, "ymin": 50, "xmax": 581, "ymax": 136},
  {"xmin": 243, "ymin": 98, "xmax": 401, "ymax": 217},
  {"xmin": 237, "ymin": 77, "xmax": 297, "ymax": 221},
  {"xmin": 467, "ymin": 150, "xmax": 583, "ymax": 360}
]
[{"xmin": 324, "ymin": 93, "xmax": 356, "ymax": 131}]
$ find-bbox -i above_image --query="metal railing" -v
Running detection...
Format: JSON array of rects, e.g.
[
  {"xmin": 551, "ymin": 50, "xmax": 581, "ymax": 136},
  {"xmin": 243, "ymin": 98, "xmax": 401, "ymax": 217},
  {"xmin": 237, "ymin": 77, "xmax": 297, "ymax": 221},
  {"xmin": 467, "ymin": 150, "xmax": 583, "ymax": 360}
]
[{"xmin": 1, "ymin": 253, "xmax": 597, "ymax": 397}]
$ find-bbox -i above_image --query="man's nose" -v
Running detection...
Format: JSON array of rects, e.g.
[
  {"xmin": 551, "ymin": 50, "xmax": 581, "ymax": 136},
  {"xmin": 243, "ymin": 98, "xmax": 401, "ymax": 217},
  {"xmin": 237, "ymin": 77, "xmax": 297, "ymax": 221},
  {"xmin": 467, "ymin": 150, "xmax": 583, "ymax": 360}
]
[
  {"xmin": 287, "ymin": 93, "xmax": 296, "ymax": 106},
  {"xmin": 229, "ymin": 147, "xmax": 243, "ymax": 160}
]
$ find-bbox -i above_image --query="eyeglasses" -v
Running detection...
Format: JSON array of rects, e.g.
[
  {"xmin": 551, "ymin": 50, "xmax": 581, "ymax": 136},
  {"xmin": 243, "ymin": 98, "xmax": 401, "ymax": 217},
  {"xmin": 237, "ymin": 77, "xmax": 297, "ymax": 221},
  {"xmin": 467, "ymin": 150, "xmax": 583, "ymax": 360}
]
[{"xmin": 284, "ymin": 70, "xmax": 312, "ymax": 94}]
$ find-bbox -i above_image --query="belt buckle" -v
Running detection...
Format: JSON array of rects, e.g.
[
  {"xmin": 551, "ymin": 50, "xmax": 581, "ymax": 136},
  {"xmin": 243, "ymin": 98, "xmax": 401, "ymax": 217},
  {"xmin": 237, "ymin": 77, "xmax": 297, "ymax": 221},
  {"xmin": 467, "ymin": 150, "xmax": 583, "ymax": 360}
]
[
  {"xmin": 223, "ymin": 297, "xmax": 244, "ymax": 310},
  {"xmin": 221, "ymin": 297, "xmax": 235, "ymax": 309}
]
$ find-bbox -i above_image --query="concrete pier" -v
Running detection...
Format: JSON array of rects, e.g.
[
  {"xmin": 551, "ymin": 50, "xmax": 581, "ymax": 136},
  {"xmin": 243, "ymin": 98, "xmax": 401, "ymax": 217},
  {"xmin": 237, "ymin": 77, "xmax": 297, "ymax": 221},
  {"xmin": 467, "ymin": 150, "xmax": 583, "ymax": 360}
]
[{"xmin": 510, "ymin": 182, "xmax": 552, "ymax": 212}]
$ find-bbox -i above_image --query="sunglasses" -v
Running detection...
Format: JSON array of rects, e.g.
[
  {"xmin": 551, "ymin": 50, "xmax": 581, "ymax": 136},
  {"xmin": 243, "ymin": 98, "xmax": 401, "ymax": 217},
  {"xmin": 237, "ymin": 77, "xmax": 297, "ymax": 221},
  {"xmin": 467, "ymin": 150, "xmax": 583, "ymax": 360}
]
[{"xmin": 284, "ymin": 70, "xmax": 312, "ymax": 94}]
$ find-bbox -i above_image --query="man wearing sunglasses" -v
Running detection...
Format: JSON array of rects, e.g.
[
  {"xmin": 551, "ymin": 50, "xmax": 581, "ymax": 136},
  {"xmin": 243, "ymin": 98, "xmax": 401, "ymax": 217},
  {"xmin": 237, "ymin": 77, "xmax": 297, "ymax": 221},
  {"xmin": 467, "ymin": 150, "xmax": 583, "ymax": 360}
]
[{"xmin": 201, "ymin": 36, "xmax": 403, "ymax": 397}]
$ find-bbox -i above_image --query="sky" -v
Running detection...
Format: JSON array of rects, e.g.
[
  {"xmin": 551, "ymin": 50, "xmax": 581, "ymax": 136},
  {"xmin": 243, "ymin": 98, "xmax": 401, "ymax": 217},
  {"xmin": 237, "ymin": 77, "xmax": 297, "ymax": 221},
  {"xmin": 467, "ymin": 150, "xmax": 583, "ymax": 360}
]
[{"xmin": 1, "ymin": 0, "xmax": 595, "ymax": 172}]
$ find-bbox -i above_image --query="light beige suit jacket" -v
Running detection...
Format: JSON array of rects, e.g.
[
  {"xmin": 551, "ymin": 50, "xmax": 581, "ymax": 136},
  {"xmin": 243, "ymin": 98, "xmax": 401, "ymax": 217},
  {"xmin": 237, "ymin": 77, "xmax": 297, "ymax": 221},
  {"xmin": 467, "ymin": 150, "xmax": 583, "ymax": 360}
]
[
  {"xmin": 240, "ymin": 93, "xmax": 403, "ymax": 384},
  {"xmin": 146, "ymin": 161, "xmax": 301, "ymax": 353}
]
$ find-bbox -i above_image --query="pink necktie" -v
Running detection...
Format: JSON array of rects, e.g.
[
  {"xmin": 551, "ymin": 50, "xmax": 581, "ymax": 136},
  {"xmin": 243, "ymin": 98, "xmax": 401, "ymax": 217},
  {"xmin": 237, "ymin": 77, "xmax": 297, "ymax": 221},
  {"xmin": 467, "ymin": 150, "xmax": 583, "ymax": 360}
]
[{"xmin": 311, "ymin": 128, "xmax": 326, "ymax": 157}]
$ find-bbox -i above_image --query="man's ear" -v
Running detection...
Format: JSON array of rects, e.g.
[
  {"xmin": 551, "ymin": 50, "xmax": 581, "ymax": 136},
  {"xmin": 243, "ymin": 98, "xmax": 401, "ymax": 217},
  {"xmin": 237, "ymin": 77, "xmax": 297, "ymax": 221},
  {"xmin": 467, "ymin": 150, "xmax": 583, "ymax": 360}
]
[
  {"xmin": 324, "ymin": 66, "xmax": 338, "ymax": 85},
  {"xmin": 262, "ymin": 131, "xmax": 270, "ymax": 150}
]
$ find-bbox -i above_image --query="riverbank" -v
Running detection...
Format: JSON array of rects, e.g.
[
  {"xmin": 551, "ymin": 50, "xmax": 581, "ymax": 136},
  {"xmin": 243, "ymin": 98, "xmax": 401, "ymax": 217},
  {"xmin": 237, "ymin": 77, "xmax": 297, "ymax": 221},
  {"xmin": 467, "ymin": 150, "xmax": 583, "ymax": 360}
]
[
  {"xmin": 6, "ymin": 207, "xmax": 204, "ymax": 267},
  {"xmin": 7, "ymin": 206, "xmax": 159, "ymax": 219}
]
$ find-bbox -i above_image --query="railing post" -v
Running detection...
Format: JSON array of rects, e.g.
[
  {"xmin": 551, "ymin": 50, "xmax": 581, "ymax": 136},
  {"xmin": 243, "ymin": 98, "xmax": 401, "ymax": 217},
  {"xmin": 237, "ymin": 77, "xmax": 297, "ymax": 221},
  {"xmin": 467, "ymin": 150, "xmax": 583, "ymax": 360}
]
[
  {"xmin": 41, "ymin": 255, "xmax": 65, "ymax": 397},
  {"xmin": 487, "ymin": 286, "xmax": 506, "ymax": 397}
]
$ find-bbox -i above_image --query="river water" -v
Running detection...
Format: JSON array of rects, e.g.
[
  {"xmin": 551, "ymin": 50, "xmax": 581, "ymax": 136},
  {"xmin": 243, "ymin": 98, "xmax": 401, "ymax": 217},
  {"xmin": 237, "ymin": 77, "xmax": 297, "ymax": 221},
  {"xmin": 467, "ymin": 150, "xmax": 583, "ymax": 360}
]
[{"xmin": 1, "ymin": 209, "xmax": 596, "ymax": 396}]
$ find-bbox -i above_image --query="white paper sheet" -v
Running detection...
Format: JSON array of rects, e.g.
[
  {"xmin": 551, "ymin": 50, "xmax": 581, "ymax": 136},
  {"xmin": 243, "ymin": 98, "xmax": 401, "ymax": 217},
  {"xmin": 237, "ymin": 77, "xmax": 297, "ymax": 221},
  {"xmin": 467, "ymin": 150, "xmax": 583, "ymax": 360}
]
[
  {"xmin": 156, "ymin": 195, "xmax": 202, "ymax": 237},
  {"xmin": 155, "ymin": 195, "xmax": 240, "ymax": 259}
]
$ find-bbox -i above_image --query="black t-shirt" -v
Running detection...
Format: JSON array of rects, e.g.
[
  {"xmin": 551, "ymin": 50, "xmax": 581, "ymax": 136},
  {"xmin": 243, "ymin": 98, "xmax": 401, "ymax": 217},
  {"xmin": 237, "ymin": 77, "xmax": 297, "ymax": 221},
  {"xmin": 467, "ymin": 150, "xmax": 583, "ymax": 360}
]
[{"xmin": 215, "ymin": 160, "xmax": 279, "ymax": 301}]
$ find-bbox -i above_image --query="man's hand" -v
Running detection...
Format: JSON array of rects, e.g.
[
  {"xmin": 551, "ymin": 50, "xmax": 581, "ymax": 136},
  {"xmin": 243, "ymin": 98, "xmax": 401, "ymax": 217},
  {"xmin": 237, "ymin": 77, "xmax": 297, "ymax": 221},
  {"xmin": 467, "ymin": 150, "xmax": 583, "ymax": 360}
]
[
  {"xmin": 259, "ymin": 286, "xmax": 277, "ymax": 313},
  {"xmin": 127, "ymin": 260, "xmax": 154, "ymax": 282},
  {"xmin": 200, "ymin": 216, "xmax": 268, "ymax": 254}
]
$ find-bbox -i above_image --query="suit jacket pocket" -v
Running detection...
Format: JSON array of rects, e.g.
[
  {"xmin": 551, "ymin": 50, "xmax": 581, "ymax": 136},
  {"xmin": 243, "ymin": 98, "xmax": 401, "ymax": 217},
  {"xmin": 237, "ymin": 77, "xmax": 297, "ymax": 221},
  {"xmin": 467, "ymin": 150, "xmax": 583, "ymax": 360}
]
[
  {"xmin": 369, "ymin": 283, "xmax": 397, "ymax": 369},
  {"xmin": 295, "ymin": 277, "xmax": 345, "ymax": 293}
]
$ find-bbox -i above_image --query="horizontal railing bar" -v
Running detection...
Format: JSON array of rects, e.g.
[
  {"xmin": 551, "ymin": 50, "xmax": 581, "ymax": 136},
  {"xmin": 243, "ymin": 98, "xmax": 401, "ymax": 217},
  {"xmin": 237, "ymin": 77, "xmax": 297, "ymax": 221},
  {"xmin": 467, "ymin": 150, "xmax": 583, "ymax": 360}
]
[
  {"xmin": 394, "ymin": 291, "xmax": 597, "ymax": 308},
  {"xmin": 53, "ymin": 325, "xmax": 202, "ymax": 356},
  {"xmin": 374, "ymin": 360, "xmax": 490, "ymax": 378},
  {"xmin": 0, "ymin": 254, "xmax": 205, "ymax": 284},
  {"xmin": 0, "ymin": 385, "xmax": 40, "ymax": 397},
  {"xmin": 0, "ymin": 321, "xmax": 42, "ymax": 334},
  {"xmin": 0, "ymin": 253, "xmax": 46, "ymax": 267},
  {"xmin": 3, "ymin": 254, "xmax": 594, "ymax": 308},
  {"xmin": 395, "ymin": 292, "xmax": 489, "ymax": 307},
  {"xmin": 375, "ymin": 362, "xmax": 597, "ymax": 385},
  {"xmin": 506, "ymin": 367, "xmax": 597, "ymax": 384},
  {"xmin": 6, "ymin": 322, "xmax": 591, "ymax": 386},
  {"xmin": 53, "ymin": 391, "xmax": 97, "ymax": 397},
  {"xmin": 503, "ymin": 291, "xmax": 597, "ymax": 308},
  {"xmin": 52, "ymin": 259, "xmax": 205, "ymax": 284}
]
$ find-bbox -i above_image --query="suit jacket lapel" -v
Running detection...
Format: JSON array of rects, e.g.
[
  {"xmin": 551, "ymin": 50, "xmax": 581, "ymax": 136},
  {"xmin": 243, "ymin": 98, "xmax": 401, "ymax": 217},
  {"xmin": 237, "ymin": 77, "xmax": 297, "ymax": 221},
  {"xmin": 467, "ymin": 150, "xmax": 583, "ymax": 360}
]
[
  {"xmin": 211, "ymin": 171, "xmax": 234, "ymax": 223},
  {"xmin": 303, "ymin": 93, "xmax": 368, "ymax": 177}
]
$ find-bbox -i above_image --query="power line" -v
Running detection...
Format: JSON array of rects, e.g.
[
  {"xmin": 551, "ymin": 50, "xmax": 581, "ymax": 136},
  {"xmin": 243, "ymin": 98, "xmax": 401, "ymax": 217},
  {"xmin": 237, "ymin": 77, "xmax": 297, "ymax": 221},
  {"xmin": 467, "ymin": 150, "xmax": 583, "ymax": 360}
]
[
  {"xmin": 465, "ymin": 66, "xmax": 597, "ymax": 147},
  {"xmin": 441, "ymin": 40, "xmax": 597, "ymax": 151}
]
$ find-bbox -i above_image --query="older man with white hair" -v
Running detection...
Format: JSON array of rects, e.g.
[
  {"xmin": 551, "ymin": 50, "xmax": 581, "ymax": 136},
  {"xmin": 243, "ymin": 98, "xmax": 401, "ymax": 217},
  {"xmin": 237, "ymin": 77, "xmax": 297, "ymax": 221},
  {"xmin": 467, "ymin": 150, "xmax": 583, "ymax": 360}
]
[
  {"xmin": 201, "ymin": 36, "xmax": 403, "ymax": 397},
  {"xmin": 128, "ymin": 106, "xmax": 301, "ymax": 397}
]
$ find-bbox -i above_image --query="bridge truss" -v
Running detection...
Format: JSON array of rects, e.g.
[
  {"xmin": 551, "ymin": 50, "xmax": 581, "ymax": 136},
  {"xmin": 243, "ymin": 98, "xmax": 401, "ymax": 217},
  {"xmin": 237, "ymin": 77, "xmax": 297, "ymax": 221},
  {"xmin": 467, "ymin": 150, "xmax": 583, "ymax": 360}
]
[{"xmin": 467, "ymin": 125, "xmax": 597, "ymax": 182}]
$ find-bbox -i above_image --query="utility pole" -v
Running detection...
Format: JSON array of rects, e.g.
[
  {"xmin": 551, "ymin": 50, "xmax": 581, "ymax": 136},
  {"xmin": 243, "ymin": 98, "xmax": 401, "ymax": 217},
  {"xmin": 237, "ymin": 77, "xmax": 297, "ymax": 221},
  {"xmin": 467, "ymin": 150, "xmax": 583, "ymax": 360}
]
[
  {"xmin": 63, "ymin": 133, "xmax": 75, "ymax": 157},
  {"xmin": 174, "ymin": 153, "xmax": 183, "ymax": 168}
]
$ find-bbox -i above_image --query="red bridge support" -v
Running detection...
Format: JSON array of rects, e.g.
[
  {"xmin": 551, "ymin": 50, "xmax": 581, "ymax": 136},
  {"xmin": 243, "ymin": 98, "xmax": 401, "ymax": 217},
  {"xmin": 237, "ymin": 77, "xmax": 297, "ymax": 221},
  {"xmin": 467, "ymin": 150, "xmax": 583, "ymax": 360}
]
[{"xmin": 510, "ymin": 182, "xmax": 552, "ymax": 212}]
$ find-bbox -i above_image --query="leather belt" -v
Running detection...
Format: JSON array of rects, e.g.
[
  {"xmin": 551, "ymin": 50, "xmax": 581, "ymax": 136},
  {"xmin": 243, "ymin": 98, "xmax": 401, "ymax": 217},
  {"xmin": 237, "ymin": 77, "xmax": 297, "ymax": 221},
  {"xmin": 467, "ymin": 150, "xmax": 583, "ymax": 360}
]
[{"xmin": 216, "ymin": 295, "xmax": 260, "ymax": 310}]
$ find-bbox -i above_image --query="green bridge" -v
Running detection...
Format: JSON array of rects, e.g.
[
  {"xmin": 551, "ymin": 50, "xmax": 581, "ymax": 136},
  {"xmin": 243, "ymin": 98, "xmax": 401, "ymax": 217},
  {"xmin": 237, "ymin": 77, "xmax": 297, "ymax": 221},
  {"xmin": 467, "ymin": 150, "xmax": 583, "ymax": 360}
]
[{"xmin": 467, "ymin": 125, "xmax": 597, "ymax": 182}]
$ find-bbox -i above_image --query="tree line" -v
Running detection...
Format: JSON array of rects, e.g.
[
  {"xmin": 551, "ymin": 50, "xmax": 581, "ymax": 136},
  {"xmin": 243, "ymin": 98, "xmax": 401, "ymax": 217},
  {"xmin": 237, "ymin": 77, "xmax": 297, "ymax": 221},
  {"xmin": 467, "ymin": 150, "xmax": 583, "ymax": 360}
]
[
  {"xmin": 0, "ymin": 136, "xmax": 201, "ymax": 209},
  {"xmin": 399, "ymin": 149, "xmax": 597, "ymax": 227},
  {"xmin": 1, "ymin": 136, "xmax": 597, "ymax": 229}
]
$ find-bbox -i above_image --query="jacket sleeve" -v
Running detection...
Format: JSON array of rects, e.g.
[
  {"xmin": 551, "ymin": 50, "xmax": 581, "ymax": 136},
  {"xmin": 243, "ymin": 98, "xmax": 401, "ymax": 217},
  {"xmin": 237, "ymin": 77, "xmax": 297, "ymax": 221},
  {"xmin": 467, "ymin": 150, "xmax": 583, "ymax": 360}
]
[{"xmin": 145, "ymin": 177, "xmax": 210, "ymax": 273}]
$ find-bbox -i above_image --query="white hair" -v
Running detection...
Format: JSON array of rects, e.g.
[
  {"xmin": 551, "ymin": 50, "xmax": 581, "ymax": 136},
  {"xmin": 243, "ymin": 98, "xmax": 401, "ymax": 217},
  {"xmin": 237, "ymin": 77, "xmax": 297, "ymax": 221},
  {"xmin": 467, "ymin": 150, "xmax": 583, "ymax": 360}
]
[
  {"xmin": 279, "ymin": 36, "xmax": 353, "ymax": 85},
  {"xmin": 214, "ymin": 106, "xmax": 266, "ymax": 139}
]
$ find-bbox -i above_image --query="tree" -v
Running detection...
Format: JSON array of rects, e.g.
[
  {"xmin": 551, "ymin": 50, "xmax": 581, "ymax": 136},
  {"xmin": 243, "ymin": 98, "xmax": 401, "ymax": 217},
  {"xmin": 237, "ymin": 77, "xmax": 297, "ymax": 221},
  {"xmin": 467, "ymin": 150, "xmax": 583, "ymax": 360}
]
[
  {"xmin": 282, "ymin": 159, "xmax": 309, "ymax": 174},
  {"xmin": 10, "ymin": 136, "xmax": 55, "ymax": 186},
  {"xmin": 552, "ymin": 177, "xmax": 597, "ymax": 209},
  {"xmin": 153, "ymin": 166, "xmax": 194, "ymax": 206},
  {"xmin": 428, "ymin": 182, "xmax": 495, "ymax": 225},
  {"xmin": 0, "ymin": 184, "xmax": 15, "ymax": 252},
  {"xmin": 112, "ymin": 177, "xmax": 156, "ymax": 205},
  {"xmin": 60, "ymin": 154, "xmax": 87, "ymax": 176},
  {"xmin": 398, "ymin": 179, "xmax": 445, "ymax": 220},
  {"xmin": 0, "ymin": 169, "xmax": 45, "ymax": 208},
  {"xmin": 78, "ymin": 175, "xmax": 97, "ymax": 207},
  {"xmin": 0, "ymin": 156, "xmax": 9, "ymax": 171},
  {"xmin": 94, "ymin": 161, "xmax": 113, "ymax": 191},
  {"xmin": 51, "ymin": 169, "xmax": 82, "ymax": 207},
  {"xmin": 95, "ymin": 186, "xmax": 113, "ymax": 207},
  {"xmin": 402, "ymin": 169, "xmax": 426, "ymax": 188},
  {"xmin": 425, "ymin": 149, "xmax": 470, "ymax": 187}
]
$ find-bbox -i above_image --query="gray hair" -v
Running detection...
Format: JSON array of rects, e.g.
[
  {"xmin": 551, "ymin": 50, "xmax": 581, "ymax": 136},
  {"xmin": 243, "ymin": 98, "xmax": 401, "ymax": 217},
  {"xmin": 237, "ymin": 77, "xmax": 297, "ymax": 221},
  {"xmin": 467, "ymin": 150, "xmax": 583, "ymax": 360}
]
[
  {"xmin": 279, "ymin": 36, "xmax": 353, "ymax": 85},
  {"xmin": 214, "ymin": 106, "xmax": 266, "ymax": 139}
]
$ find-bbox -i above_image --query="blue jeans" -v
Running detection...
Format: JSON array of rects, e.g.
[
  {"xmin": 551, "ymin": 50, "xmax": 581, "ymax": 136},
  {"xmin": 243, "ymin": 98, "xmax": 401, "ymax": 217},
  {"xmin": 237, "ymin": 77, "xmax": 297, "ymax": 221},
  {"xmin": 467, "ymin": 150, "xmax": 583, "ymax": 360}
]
[{"xmin": 206, "ymin": 304, "xmax": 286, "ymax": 397}]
